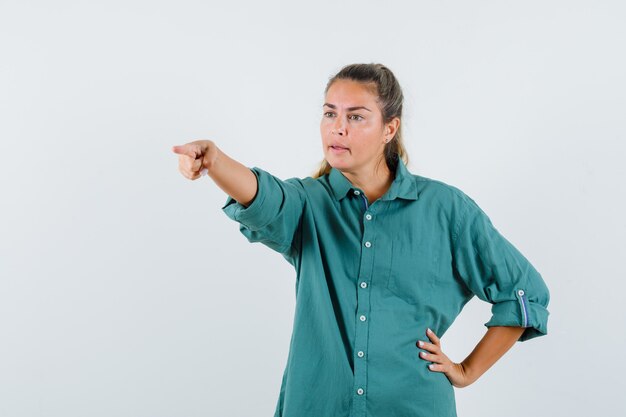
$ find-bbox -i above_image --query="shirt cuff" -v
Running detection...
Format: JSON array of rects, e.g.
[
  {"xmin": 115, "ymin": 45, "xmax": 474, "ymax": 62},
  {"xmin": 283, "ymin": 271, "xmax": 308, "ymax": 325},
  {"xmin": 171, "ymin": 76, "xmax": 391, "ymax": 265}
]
[
  {"xmin": 220, "ymin": 167, "xmax": 282, "ymax": 231},
  {"xmin": 484, "ymin": 289, "xmax": 550, "ymax": 342}
]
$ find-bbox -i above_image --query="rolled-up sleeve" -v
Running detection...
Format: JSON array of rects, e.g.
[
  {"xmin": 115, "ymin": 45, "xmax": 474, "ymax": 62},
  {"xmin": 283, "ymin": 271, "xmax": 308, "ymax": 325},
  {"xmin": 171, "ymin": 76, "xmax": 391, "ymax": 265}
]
[
  {"xmin": 451, "ymin": 195, "xmax": 550, "ymax": 342},
  {"xmin": 221, "ymin": 166, "xmax": 306, "ymax": 258}
]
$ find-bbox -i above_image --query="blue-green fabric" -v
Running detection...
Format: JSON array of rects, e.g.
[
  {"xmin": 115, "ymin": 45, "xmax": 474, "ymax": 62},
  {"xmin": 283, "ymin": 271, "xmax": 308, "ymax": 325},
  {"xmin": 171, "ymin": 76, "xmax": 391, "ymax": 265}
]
[{"xmin": 221, "ymin": 157, "xmax": 550, "ymax": 417}]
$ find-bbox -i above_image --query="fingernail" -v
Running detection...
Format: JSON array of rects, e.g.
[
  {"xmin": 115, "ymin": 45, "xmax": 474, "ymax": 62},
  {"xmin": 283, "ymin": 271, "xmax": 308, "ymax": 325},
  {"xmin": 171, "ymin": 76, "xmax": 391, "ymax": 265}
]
[
  {"xmin": 418, "ymin": 341, "xmax": 424, "ymax": 347},
  {"xmin": 421, "ymin": 351, "xmax": 427, "ymax": 357},
  {"xmin": 427, "ymin": 328, "xmax": 432, "ymax": 334},
  {"xmin": 429, "ymin": 364, "xmax": 434, "ymax": 369}
]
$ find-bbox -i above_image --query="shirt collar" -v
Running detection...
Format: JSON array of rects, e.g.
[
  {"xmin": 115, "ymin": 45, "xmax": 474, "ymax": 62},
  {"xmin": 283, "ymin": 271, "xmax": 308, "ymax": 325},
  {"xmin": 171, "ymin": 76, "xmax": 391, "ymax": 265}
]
[{"xmin": 328, "ymin": 157, "xmax": 419, "ymax": 202}]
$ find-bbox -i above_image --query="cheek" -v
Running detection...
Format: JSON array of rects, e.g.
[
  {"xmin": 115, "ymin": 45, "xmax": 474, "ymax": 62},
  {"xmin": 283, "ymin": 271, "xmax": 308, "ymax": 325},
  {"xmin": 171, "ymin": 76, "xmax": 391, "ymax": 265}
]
[
  {"xmin": 320, "ymin": 121, "xmax": 331, "ymax": 137},
  {"xmin": 320, "ymin": 131, "xmax": 330, "ymax": 146},
  {"xmin": 348, "ymin": 142, "xmax": 366, "ymax": 156},
  {"xmin": 353, "ymin": 139, "xmax": 380, "ymax": 157}
]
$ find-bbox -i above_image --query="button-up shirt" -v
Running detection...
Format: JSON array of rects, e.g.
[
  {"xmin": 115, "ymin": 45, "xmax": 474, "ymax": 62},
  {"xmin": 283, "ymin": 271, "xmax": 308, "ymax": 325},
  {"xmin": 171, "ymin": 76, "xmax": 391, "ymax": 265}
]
[{"xmin": 221, "ymin": 157, "xmax": 551, "ymax": 417}]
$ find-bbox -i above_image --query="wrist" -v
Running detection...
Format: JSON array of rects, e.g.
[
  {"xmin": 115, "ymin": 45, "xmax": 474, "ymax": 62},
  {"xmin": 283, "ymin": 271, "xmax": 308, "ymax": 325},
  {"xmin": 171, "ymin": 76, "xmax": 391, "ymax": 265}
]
[
  {"xmin": 459, "ymin": 360, "xmax": 478, "ymax": 385},
  {"xmin": 204, "ymin": 142, "xmax": 221, "ymax": 173}
]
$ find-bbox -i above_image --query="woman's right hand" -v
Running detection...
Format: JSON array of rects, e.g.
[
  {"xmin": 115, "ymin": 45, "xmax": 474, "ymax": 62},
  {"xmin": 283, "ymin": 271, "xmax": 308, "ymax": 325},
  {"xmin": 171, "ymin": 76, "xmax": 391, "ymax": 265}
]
[
  {"xmin": 172, "ymin": 140, "xmax": 218, "ymax": 180},
  {"xmin": 172, "ymin": 139, "xmax": 258, "ymax": 206}
]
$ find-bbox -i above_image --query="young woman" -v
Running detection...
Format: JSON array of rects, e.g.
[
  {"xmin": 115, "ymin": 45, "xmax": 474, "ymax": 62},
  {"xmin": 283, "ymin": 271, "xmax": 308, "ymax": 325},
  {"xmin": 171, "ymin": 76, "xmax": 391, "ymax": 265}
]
[{"xmin": 172, "ymin": 63, "xmax": 550, "ymax": 417}]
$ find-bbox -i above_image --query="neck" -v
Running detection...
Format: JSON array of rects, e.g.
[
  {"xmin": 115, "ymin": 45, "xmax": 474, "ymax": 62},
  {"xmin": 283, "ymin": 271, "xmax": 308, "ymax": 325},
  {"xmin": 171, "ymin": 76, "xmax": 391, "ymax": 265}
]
[{"xmin": 342, "ymin": 160, "xmax": 395, "ymax": 204}]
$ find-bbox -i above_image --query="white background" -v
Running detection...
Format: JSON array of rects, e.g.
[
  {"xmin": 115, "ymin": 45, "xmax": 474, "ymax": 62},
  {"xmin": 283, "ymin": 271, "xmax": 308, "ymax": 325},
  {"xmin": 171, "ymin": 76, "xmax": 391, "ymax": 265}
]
[{"xmin": 1, "ymin": 1, "xmax": 624, "ymax": 416}]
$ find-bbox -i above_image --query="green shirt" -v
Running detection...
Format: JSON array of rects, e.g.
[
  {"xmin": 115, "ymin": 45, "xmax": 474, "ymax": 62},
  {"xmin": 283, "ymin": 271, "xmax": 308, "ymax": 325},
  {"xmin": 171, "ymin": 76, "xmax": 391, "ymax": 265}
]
[{"xmin": 221, "ymin": 157, "xmax": 550, "ymax": 417}]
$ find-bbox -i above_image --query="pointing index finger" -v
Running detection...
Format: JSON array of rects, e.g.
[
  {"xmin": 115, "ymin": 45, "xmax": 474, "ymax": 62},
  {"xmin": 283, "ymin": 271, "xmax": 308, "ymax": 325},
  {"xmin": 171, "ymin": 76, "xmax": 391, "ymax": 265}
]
[{"xmin": 172, "ymin": 144, "xmax": 199, "ymax": 158}]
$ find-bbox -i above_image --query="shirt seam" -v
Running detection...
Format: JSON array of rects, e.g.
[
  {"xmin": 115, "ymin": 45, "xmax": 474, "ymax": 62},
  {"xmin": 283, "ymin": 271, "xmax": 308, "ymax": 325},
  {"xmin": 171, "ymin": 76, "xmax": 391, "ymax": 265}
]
[
  {"xmin": 278, "ymin": 178, "xmax": 307, "ymax": 256},
  {"xmin": 452, "ymin": 196, "xmax": 473, "ymax": 248}
]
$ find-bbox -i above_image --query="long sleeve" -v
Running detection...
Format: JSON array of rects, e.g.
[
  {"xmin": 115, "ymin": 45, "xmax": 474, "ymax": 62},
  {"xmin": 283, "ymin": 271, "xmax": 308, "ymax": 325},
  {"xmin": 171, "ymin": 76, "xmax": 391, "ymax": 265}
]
[
  {"xmin": 451, "ymin": 194, "xmax": 551, "ymax": 342},
  {"xmin": 221, "ymin": 166, "xmax": 306, "ymax": 260}
]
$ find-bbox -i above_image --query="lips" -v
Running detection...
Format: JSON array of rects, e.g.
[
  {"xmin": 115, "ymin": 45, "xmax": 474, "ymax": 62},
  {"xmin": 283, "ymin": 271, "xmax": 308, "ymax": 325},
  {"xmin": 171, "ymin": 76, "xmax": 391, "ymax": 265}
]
[{"xmin": 330, "ymin": 145, "xmax": 349, "ymax": 154}]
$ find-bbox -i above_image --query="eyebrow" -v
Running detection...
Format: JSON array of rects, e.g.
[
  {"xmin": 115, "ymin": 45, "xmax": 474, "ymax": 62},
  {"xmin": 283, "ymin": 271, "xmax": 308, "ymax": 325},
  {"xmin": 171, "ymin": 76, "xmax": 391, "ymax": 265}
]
[{"xmin": 323, "ymin": 103, "xmax": 372, "ymax": 112}]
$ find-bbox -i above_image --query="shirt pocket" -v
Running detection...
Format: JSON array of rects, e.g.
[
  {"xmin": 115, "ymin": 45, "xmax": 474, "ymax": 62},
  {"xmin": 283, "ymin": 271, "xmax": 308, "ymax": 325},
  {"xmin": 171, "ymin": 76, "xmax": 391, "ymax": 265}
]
[{"xmin": 385, "ymin": 239, "xmax": 438, "ymax": 305}]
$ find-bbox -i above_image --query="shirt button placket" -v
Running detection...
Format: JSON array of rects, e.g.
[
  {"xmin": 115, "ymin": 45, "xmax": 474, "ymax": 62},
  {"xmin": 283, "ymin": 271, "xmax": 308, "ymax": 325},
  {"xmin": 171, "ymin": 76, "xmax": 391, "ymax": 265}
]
[{"xmin": 352, "ymin": 189, "xmax": 372, "ymax": 417}]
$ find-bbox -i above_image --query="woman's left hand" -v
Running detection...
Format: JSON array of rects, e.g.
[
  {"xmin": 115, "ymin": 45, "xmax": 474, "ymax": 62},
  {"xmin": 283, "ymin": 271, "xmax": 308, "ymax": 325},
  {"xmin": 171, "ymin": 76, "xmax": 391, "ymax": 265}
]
[{"xmin": 416, "ymin": 328, "xmax": 474, "ymax": 388}]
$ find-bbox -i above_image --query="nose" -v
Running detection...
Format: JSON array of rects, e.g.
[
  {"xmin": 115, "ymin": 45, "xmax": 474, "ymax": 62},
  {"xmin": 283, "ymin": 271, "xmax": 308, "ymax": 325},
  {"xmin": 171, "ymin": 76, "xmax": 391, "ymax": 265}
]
[{"xmin": 332, "ymin": 118, "xmax": 346, "ymax": 135}]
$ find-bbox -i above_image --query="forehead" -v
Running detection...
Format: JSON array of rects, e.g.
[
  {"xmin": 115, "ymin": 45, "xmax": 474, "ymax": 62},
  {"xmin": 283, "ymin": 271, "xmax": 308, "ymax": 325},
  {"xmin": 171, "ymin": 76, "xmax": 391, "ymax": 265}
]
[{"xmin": 325, "ymin": 79, "xmax": 378, "ymax": 105}]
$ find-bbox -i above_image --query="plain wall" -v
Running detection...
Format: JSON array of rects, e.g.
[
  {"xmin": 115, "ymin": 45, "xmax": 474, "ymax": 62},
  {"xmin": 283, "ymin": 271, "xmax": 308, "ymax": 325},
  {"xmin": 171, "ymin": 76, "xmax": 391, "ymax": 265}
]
[{"xmin": 1, "ymin": 1, "xmax": 624, "ymax": 416}]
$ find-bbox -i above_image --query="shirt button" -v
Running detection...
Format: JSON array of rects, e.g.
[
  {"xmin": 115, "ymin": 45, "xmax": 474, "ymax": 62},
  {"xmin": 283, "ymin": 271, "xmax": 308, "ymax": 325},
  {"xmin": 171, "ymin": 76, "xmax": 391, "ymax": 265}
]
[
  {"xmin": 360, "ymin": 282, "xmax": 367, "ymax": 289},
  {"xmin": 364, "ymin": 241, "xmax": 371, "ymax": 248},
  {"xmin": 357, "ymin": 388, "xmax": 364, "ymax": 395},
  {"xmin": 357, "ymin": 351, "xmax": 364, "ymax": 358},
  {"xmin": 360, "ymin": 315, "xmax": 366, "ymax": 322},
  {"xmin": 365, "ymin": 213, "xmax": 372, "ymax": 220},
  {"xmin": 518, "ymin": 289, "xmax": 525, "ymax": 296},
  {"xmin": 354, "ymin": 190, "xmax": 361, "ymax": 195}
]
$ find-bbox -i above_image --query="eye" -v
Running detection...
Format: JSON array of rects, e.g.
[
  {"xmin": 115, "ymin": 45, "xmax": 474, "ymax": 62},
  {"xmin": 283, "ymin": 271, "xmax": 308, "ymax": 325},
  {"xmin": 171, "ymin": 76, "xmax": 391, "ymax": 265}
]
[{"xmin": 322, "ymin": 112, "xmax": 363, "ymax": 121}]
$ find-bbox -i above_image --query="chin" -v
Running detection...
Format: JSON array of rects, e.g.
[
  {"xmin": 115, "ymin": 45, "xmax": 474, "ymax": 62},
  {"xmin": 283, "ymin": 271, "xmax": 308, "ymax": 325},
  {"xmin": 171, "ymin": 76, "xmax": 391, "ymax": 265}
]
[
  {"xmin": 325, "ymin": 147, "xmax": 354, "ymax": 168},
  {"xmin": 326, "ymin": 158, "xmax": 349, "ymax": 170}
]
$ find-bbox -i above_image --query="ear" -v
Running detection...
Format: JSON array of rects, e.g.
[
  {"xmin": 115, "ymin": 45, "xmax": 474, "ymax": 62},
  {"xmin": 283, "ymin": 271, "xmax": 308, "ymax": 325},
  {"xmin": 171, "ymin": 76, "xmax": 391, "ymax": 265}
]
[{"xmin": 385, "ymin": 117, "xmax": 400, "ymax": 139}]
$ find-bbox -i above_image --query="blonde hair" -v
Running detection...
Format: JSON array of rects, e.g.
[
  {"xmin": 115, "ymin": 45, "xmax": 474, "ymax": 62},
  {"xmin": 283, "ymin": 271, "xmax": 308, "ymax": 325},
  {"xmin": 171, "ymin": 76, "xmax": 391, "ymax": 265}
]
[{"xmin": 312, "ymin": 63, "xmax": 409, "ymax": 179}]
